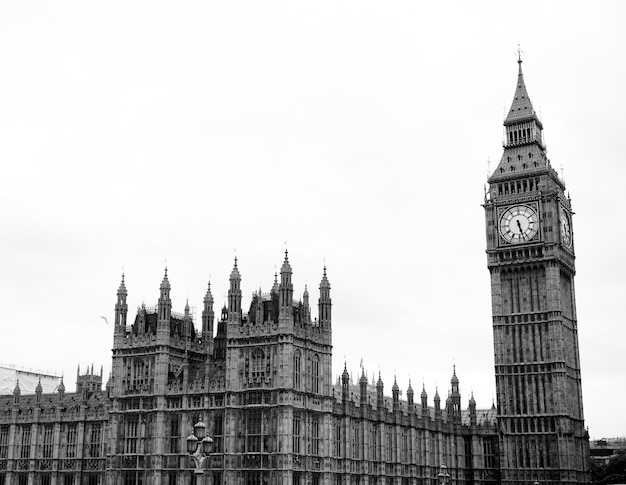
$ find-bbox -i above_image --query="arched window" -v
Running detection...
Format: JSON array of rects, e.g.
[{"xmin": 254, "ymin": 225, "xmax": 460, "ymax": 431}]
[
  {"xmin": 294, "ymin": 350, "xmax": 302, "ymax": 390},
  {"xmin": 251, "ymin": 348, "xmax": 265, "ymax": 378},
  {"xmin": 311, "ymin": 355, "xmax": 320, "ymax": 394}
]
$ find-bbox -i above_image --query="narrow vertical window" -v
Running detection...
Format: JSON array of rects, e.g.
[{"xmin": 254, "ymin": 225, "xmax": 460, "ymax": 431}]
[
  {"xmin": 293, "ymin": 413, "xmax": 301, "ymax": 454},
  {"xmin": 20, "ymin": 425, "xmax": 31, "ymax": 459},
  {"xmin": 294, "ymin": 350, "xmax": 301, "ymax": 390},
  {"xmin": 0, "ymin": 426, "xmax": 9, "ymax": 459},
  {"xmin": 311, "ymin": 415, "xmax": 320, "ymax": 455},
  {"xmin": 125, "ymin": 418, "xmax": 138, "ymax": 454},
  {"xmin": 66, "ymin": 424, "xmax": 77, "ymax": 458},
  {"xmin": 43, "ymin": 425, "xmax": 54, "ymax": 458},
  {"xmin": 311, "ymin": 355, "xmax": 320, "ymax": 393}
]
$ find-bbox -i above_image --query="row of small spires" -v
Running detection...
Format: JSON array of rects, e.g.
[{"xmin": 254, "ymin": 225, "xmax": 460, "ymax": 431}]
[
  {"xmin": 117, "ymin": 250, "xmax": 331, "ymax": 305},
  {"xmin": 12, "ymin": 363, "xmax": 105, "ymax": 398},
  {"xmin": 339, "ymin": 364, "xmax": 482, "ymax": 408},
  {"xmin": 13, "ymin": 377, "xmax": 63, "ymax": 397}
]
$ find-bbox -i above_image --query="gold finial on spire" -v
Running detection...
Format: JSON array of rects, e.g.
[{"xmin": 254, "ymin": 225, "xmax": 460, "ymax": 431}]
[{"xmin": 517, "ymin": 42, "xmax": 523, "ymax": 63}]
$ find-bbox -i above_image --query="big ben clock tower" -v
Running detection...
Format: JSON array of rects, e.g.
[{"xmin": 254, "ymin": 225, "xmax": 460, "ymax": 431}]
[{"xmin": 484, "ymin": 57, "xmax": 590, "ymax": 484}]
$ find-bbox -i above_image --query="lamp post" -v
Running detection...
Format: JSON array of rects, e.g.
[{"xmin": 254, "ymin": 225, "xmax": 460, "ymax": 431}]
[
  {"xmin": 437, "ymin": 464, "xmax": 450, "ymax": 485},
  {"xmin": 186, "ymin": 420, "xmax": 214, "ymax": 484}
]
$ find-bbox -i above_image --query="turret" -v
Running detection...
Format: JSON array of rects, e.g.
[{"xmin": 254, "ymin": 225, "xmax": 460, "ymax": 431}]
[
  {"xmin": 359, "ymin": 368, "xmax": 368, "ymax": 406},
  {"xmin": 445, "ymin": 393, "xmax": 453, "ymax": 421},
  {"xmin": 76, "ymin": 364, "xmax": 103, "ymax": 398},
  {"xmin": 376, "ymin": 373, "xmax": 384, "ymax": 410},
  {"xmin": 450, "ymin": 366, "xmax": 461, "ymax": 423},
  {"xmin": 279, "ymin": 251, "xmax": 293, "ymax": 317},
  {"xmin": 341, "ymin": 363, "xmax": 350, "ymax": 403},
  {"xmin": 35, "ymin": 379, "xmax": 42, "ymax": 403},
  {"xmin": 157, "ymin": 268, "xmax": 172, "ymax": 333},
  {"xmin": 407, "ymin": 380, "xmax": 414, "ymax": 409},
  {"xmin": 318, "ymin": 266, "xmax": 331, "ymax": 330},
  {"xmin": 451, "ymin": 365, "xmax": 459, "ymax": 394},
  {"xmin": 421, "ymin": 384, "xmax": 429, "ymax": 418},
  {"xmin": 392, "ymin": 376, "xmax": 400, "ymax": 411},
  {"xmin": 58, "ymin": 378, "xmax": 65, "ymax": 401},
  {"xmin": 228, "ymin": 258, "xmax": 242, "ymax": 323},
  {"xmin": 183, "ymin": 299, "xmax": 193, "ymax": 339},
  {"xmin": 302, "ymin": 285, "xmax": 311, "ymax": 324},
  {"xmin": 114, "ymin": 273, "xmax": 128, "ymax": 339},
  {"xmin": 201, "ymin": 282, "xmax": 215, "ymax": 352},
  {"xmin": 13, "ymin": 380, "xmax": 20, "ymax": 405},
  {"xmin": 434, "ymin": 387, "xmax": 441, "ymax": 420},
  {"xmin": 469, "ymin": 393, "xmax": 477, "ymax": 426}
]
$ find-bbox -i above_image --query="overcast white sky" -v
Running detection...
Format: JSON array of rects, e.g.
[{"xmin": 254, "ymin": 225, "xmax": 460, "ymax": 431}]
[{"xmin": 1, "ymin": 1, "xmax": 624, "ymax": 439}]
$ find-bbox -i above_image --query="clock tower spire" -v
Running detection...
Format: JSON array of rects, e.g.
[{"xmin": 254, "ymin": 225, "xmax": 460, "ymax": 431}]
[{"xmin": 484, "ymin": 58, "xmax": 590, "ymax": 484}]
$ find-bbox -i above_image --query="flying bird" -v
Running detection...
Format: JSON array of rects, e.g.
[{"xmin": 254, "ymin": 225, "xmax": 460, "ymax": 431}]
[{"xmin": 100, "ymin": 316, "xmax": 109, "ymax": 325}]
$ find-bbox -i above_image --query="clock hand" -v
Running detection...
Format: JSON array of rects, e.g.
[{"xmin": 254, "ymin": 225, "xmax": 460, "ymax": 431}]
[{"xmin": 516, "ymin": 219, "xmax": 523, "ymax": 233}]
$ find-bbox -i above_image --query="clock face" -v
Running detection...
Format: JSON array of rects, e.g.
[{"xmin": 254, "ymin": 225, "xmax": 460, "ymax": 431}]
[
  {"xmin": 499, "ymin": 205, "xmax": 539, "ymax": 244},
  {"xmin": 560, "ymin": 207, "xmax": 572, "ymax": 248}
]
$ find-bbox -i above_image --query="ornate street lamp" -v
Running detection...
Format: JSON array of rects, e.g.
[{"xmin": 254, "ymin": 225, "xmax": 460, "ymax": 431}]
[
  {"xmin": 437, "ymin": 464, "xmax": 450, "ymax": 485},
  {"xmin": 186, "ymin": 420, "xmax": 214, "ymax": 482}
]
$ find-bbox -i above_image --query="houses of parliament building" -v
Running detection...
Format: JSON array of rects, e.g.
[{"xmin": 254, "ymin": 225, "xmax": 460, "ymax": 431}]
[{"xmin": 0, "ymin": 59, "xmax": 590, "ymax": 485}]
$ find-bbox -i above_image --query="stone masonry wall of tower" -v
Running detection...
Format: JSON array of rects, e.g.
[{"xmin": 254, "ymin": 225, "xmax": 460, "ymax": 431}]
[{"xmin": 484, "ymin": 58, "xmax": 590, "ymax": 485}]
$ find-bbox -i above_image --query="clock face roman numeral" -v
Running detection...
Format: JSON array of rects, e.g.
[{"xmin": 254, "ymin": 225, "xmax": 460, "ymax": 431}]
[{"xmin": 499, "ymin": 205, "xmax": 539, "ymax": 244}]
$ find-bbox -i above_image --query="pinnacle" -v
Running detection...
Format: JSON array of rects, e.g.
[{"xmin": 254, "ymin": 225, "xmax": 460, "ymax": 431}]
[
  {"xmin": 451, "ymin": 364, "xmax": 459, "ymax": 383},
  {"xmin": 160, "ymin": 267, "xmax": 170, "ymax": 290},
  {"xmin": 320, "ymin": 266, "xmax": 330, "ymax": 289},
  {"xmin": 230, "ymin": 257, "xmax": 241, "ymax": 281},
  {"xmin": 504, "ymin": 58, "xmax": 538, "ymax": 126},
  {"xmin": 280, "ymin": 250, "xmax": 292, "ymax": 274},
  {"xmin": 392, "ymin": 375, "xmax": 399, "ymax": 392},
  {"xmin": 204, "ymin": 281, "xmax": 213, "ymax": 302},
  {"xmin": 118, "ymin": 273, "xmax": 127, "ymax": 295}
]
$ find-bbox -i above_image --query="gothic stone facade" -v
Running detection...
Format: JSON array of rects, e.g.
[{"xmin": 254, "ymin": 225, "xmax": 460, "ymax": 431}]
[
  {"xmin": 0, "ymin": 61, "xmax": 590, "ymax": 485},
  {"xmin": 0, "ymin": 257, "xmax": 500, "ymax": 485}
]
